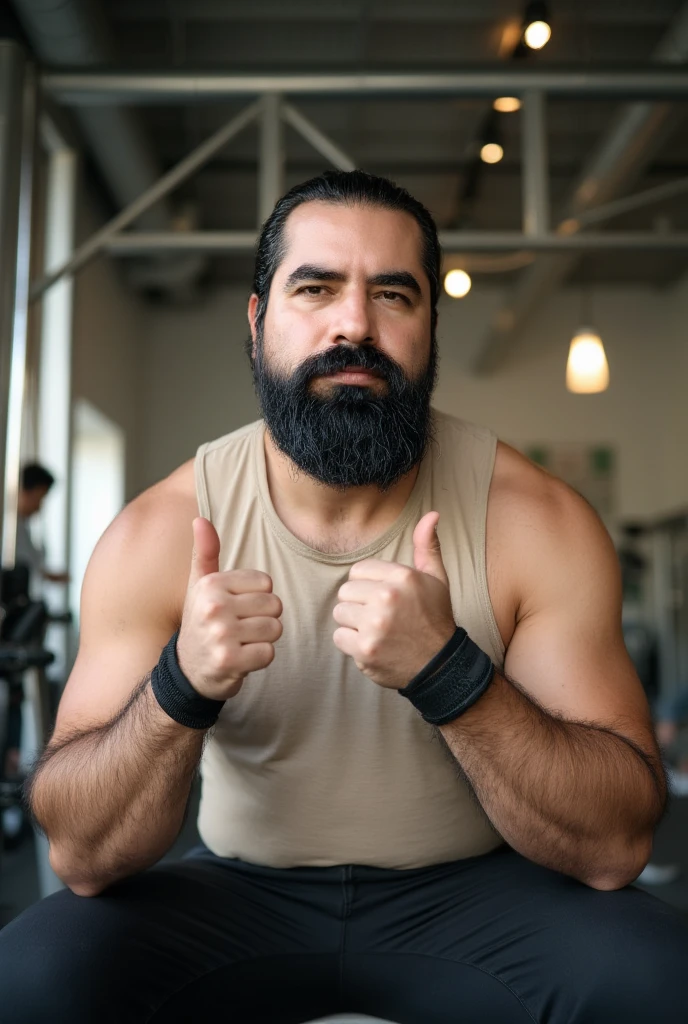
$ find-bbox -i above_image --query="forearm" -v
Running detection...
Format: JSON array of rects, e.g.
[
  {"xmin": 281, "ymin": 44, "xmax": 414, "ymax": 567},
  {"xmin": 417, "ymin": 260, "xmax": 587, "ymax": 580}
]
[
  {"xmin": 439, "ymin": 671, "xmax": 665, "ymax": 889},
  {"xmin": 26, "ymin": 678, "xmax": 206, "ymax": 895}
]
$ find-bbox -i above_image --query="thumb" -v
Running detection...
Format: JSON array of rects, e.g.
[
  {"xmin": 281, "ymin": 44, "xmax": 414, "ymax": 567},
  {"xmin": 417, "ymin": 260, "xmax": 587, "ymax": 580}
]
[
  {"xmin": 413, "ymin": 511, "xmax": 449, "ymax": 587},
  {"xmin": 188, "ymin": 517, "xmax": 221, "ymax": 587}
]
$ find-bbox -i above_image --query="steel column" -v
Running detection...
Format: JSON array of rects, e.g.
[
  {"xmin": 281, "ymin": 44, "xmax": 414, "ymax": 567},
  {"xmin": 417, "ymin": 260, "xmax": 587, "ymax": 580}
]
[
  {"xmin": 0, "ymin": 41, "xmax": 26, "ymax": 568},
  {"xmin": 521, "ymin": 90, "xmax": 549, "ymax": 237},
  {"xmin": 30, "ymin": 100, "xmax": 261, "ymax": 302},
  {"xmin": 2, "ymin": 64, "xmax": 37, "ymax": 568},
  {"xmin": 258, "ymin": 93, "xmax": 284, "ymax": 225}
]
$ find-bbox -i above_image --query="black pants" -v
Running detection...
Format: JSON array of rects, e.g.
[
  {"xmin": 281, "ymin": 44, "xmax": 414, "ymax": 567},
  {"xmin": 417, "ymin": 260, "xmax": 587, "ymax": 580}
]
[{"xmin": 1, "ymin": 843, "xmax": 687, "ymax": 1023}]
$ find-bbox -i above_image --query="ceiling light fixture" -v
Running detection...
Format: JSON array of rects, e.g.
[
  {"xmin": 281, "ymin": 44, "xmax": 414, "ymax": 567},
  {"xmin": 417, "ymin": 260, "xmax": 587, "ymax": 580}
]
[
  {"xmin": 444, "ymin": 269, "xmax": 472, "ymax": 298},
  {"xmin": 480, "ymin": 141, "xmax": 504, "ymax": 164},
  {"xmin": 523, "ymin": 1, "xmax": 552, "ymax": 50},
  {"xmin": 493, "ymin": 96, "xmax": 522, "ymax": 113},
  {"xmin": 566, "ymin": 328, "xmax": 610, "ymax": 394}
]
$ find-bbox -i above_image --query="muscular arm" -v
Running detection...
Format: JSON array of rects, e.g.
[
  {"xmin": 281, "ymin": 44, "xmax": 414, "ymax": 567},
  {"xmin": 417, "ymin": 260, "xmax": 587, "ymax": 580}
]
[
  {"xmin": 28, "ymin": 677, "xmax": 205, "ymax": 897},
  {"xmin": 440, "ymin": 450, "xmax": 665, "ymax": 890},
  {"xmin": 439, "ymin": 672, "xmax": 663, "ymax": 890},
  {"xmin": 24, "ymin": 465, "xmax": 200, "ymax": 897}
]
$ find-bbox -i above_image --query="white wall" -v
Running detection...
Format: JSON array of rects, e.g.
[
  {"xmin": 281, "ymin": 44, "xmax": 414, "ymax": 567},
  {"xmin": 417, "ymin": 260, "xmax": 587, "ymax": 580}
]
[
  {"xmin": 139, "ymin": 288, "xmax": 259, "ymax": 487},
  {"xmin": 434, "ymin": 286, "xmax": 674, "ymax": 520},
  {"xmin": 139, "ymin": 280, "xmax": 686, "ymax": 522},
  {"xmin": 71, "ymin": 188, "xmax": 147, "ymax": 502}
]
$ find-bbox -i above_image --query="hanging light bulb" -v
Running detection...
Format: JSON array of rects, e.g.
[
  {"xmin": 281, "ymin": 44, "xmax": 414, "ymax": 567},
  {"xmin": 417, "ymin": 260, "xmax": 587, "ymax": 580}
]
[
  {"xmin": 523, "ymin": 1, "xmax": 552, "ymax": 50},
  {"xmin": 493, "ymin": 96, "xmax": 522, "ymax": 113},
  {"xmin": 480, "ymin": 141, "xmax": 504, "ymax": 163},
  {"xmin": 566, "ymin": 328, "xmax": 610, "ymax": 394},
  {"xmin": 444, "ymin": 269, "xmax": 472, "ymax": 298}
]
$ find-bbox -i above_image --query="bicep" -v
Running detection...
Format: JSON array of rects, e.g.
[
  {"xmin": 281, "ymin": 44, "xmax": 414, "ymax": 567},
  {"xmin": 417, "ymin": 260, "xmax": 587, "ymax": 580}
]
[
  {"xmin": 502, "ymin": 496, "xmax": 654, "ymax": 753},
  {"xmin": 51, "ymin": 491, "xmax": 193, "ymax": 744}
]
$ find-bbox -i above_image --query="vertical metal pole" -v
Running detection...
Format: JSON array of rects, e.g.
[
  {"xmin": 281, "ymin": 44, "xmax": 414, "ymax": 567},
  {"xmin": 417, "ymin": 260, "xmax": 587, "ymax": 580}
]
[
  {"xmin": 38, "ymin": 140, "xmax": 77, "ymax": 654},
  {"xmin": 521, "ymin": 89, "xmax": 550, "ymax": 237},
  {"xmin": 258, "ymin": 93, "xmax": 284, "ymax": 226},
  {"xmin": 0, "ymin": 41, "xmax": 26, "ymax": 566},
  {"xmin": 2, "ymin": 65, "xmax": 37, "ymax": 568}
]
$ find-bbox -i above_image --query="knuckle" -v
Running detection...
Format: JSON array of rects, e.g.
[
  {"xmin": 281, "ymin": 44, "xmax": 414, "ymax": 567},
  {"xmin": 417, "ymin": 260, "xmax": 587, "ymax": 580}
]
[
  {"xmin": 361, "ymin": 638, "xmax": 378, "ymax": 660},
  {"xmin": 202, "ymin": 597, "xmax": 223, "ymax": 620},
  {"xmin": 255, "ymin": 572, "xmax": 273, "ymax": 592}
]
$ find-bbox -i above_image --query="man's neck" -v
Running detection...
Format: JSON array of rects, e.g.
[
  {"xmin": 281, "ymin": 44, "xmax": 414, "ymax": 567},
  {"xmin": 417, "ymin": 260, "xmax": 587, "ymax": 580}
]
[{"xmin": 263, "ymin": 430, "xmax": 421, "ymax": 553}]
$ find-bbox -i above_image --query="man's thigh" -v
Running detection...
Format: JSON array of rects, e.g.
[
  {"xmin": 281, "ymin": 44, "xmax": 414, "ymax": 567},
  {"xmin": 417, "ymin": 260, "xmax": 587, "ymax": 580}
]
[
  {"xmin": 0, "ymin": 846, "xmax": 342, "ymax": 1024},
  {"xmin": 342, "ymin": 847, "xmax": 688, "ymax": 1024}
]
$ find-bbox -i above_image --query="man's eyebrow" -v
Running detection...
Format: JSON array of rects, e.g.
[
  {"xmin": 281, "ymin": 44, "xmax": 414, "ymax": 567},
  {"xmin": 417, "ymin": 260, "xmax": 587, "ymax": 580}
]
[
  {"xmin": 368, "ymin": 271, "xmax": 421, "ymax": 296},
  {"xmin": 284, "ymin": 265, "xmax": 422, "ymax": 297},
  {"xmin": 283, "ymin": 265, "xmax": 346, "ymax": 290}
]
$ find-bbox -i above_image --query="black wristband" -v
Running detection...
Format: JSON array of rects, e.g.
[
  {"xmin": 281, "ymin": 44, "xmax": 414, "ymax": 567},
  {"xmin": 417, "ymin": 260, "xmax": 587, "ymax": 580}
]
[
  {"xmin": 398, "ymin": 627, "xmax": 495, "ymax": 726},
  {"xmin": 150, "ymin": 632, "xmax": 225, "ymax": 730}
]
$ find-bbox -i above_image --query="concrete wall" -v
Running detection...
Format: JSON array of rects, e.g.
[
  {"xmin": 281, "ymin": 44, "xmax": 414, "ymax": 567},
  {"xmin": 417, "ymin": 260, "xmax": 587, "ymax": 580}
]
[
  {"xmin": 138, "ymin": 281, "xmax": 685, "ymax": 522},
  {"xmin": 71, "ymin": 188, "xmax": 146, "ymax": 501}
]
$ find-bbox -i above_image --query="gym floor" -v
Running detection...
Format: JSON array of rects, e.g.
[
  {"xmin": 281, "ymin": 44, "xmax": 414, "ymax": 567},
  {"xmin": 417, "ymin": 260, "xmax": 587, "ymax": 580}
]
[{"xmin": 3, "ymin": 782, "xmax": 688, "ymax": 927}]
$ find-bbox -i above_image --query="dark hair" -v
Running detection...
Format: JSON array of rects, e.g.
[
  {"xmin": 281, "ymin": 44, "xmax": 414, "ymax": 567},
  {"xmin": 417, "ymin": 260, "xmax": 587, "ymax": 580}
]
[
  {"xmin": 251, "ymin": 170, "xmax": 441, "ymax": 336},
  {"xmin": 21, "ymin": 463, "xmax": 55, "ymax": 492}
]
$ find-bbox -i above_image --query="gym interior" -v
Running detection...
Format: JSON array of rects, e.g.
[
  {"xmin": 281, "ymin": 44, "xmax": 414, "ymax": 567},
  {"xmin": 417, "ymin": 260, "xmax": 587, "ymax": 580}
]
[{"xmin": 2, "ymin": 2, "xmax": 688, "ymax": 1021}]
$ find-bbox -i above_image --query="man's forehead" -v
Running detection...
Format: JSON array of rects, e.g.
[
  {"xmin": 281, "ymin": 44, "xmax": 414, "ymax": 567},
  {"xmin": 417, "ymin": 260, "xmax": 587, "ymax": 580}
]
[{"xmin": 280, "ymin": 201, "xmax": 425, "ymax": 274}]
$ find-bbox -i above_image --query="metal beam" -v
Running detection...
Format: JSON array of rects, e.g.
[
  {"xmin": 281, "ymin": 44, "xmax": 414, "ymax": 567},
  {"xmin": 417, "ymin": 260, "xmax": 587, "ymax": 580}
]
[
  {"xmin": 107, "ymin": 0, "xmax": 680, "ymax": 26},
  {"xmin": 521, "ymin": 90, "xmax": 549, "ymax": 237},
  {"xmin": 470, "ymin": 0, "xmax": 688, "ymax": 374},
  {"xmin": 571, "ymin": 176, "xmax": 688, "ymax": 228},
  {"xmin": 2, "ymin": 63, "xmax": 36, "ymax": 568},
  {"xmin": 29, "ymin": 100, "xmax": 261, "ymax": 302},
  {"xmin": 103, "ymin": 230, "xmax": 688, "ymax": 255},
  {"xmin": 283, "ymin": 102, "xmax": 356, "ymax": 172},
  {"xmin": 258, "ymin": 94, "xmax": 284, "ymax": 225},
  {"xmin": 42, "ymin": 69, "xmax": 688, "ymax": 105},
  {"xmin": 0, "ymin": 41, "xmax": 26, "ymax": 566}
]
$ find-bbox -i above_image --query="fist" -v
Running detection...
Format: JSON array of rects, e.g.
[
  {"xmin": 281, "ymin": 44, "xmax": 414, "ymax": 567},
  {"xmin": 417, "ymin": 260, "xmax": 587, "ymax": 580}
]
[
  {"xmin": 176, "ymin": 518, "xmax": 283, "ymax": 700},
  {"xmin": 332, "ymin": 512, "xmax": 456, "ymax": 688}
]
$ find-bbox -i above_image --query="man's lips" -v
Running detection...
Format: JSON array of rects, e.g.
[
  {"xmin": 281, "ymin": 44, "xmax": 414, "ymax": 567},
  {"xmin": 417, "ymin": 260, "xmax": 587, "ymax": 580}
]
[{"xmin": 323, "ymin": 367, "xmax": 382, "ymax": 381}]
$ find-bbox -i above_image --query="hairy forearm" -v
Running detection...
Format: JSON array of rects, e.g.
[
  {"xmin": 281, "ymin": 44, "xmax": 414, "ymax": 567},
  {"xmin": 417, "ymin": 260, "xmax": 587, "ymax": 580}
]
[
  {"xmin": 439, "ymin": 671, "xmax": 666, "ymax": 889},
  {"xmin": 25, "ymin": 678, "xmax": 206, "ymax": 896}
]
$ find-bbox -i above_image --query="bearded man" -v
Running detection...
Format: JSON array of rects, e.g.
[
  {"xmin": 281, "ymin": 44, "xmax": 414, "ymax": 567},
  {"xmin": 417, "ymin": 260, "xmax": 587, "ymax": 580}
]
[{"xmin": 1, "ymin": 171, "xmax": 687, "ymax": 1023}]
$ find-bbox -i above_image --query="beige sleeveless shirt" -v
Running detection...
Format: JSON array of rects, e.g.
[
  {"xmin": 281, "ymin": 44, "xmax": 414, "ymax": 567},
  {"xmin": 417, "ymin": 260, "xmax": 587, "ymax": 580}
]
[{"xmin": 194, "ymin": 409, "xmax": 505, "ymax": 868}]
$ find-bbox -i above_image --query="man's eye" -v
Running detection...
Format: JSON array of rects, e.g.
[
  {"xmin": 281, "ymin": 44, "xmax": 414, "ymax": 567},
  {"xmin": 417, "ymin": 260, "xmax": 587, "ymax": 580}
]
[
  {"xmin": 299, "ymin": 286, "xmax": 325, "ymax": 296},
  {"xmin": 381, "ymin": 291, "xmax": 408, "ymax": 304}
]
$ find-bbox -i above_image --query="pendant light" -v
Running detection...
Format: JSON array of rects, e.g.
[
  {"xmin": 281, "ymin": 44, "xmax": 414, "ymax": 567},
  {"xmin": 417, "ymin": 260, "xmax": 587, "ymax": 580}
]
[
  {"xmin": 566, "ymin": 276, "xmax": 610, "ymax": 394},
  {"xmin": 566, "ymin": 328, "xmax": 610, "ymax": 394}
]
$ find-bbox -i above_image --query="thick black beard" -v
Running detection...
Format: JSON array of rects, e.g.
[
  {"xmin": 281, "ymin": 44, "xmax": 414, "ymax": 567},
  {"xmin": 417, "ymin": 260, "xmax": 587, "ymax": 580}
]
[{"xmin": 251, "ymin": 332, "xmax": 438, "ymax": 491}]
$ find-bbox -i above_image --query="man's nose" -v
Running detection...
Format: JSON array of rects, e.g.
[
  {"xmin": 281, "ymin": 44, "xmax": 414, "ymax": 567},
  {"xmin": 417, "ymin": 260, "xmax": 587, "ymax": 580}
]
[{"xmin": 330, "ymin": 291, "xmax": 376, "ymax": 347}]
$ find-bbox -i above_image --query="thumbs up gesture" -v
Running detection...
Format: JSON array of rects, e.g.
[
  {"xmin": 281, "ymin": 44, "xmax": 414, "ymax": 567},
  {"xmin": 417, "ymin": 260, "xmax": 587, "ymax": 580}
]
[
  {"xmin": 176, "ymin": 518, "xmax": 283, "ymax": 701},
  {"xmin": 332, "ymin": 512, "xmax": 456, "ymax": 689}
]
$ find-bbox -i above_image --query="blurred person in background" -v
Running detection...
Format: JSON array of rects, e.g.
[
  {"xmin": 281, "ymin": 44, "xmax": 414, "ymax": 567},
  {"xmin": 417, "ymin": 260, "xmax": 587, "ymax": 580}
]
[{"xmin": 1, "ymin": 463, "xmax": 69, "ymax": 847}]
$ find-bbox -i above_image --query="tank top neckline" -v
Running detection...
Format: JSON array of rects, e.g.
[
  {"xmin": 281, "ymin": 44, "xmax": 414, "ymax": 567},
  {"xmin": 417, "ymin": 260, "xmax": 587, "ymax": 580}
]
[{"xmin": 253, "ymin": 419, "xmax": 433, "ymax": 566}]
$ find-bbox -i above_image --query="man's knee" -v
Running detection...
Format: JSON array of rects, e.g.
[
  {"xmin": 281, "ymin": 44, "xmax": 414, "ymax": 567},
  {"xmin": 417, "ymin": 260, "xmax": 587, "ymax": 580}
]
[
  {"xmin": 570, "ymin": 898, "xmax": 688, "ymax": 1023},
  {"xmin": 0, "ymin": 888, "xmax": 127, "ymax": 1023}
]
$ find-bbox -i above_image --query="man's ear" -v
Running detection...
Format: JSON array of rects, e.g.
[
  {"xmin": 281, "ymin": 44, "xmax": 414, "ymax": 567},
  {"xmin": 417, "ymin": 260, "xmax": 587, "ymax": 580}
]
[{"xmin": 247, "ymin": 294, "xmax": 259, "ymax": 360}]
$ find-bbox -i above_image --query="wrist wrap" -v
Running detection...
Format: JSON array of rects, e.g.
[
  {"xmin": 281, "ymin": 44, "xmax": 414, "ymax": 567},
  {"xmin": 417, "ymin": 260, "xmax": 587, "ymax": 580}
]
[
  {"xmin": 398, "ymin": 627, "xmax": 495, "ymax": 726},
  {"xmin": 150, "ymin": 632, "xmax": 225, "ymax": 730}
]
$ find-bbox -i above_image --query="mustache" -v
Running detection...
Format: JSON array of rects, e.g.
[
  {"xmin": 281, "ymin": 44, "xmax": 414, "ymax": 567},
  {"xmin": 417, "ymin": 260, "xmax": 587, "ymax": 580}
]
[{"xmin": 288, "ymin": 345, "xmax": 404, "ymax": 387}]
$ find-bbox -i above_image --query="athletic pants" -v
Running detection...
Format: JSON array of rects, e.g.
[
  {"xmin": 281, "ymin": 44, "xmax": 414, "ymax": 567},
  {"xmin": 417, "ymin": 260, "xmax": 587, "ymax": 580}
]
[{"xmin": 1, "ymin": 842, "xmax": 687, "ymax": 1023}]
